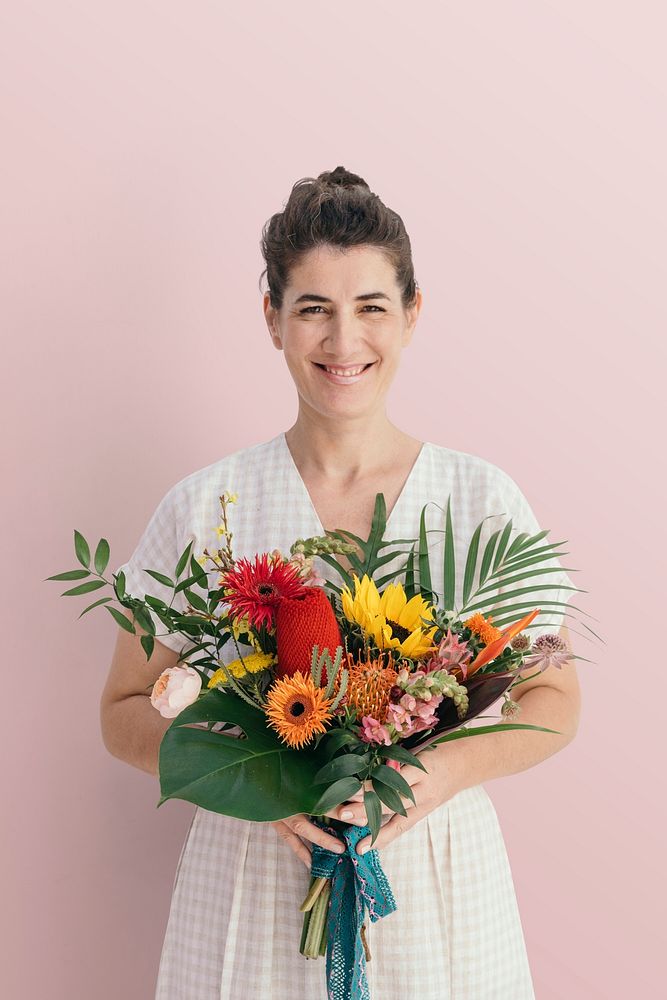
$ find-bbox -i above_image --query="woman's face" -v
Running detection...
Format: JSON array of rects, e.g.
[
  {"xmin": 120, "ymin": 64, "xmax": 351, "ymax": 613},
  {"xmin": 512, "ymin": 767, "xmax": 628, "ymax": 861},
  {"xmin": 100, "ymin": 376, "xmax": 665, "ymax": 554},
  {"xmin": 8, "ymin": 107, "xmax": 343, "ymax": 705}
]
[{"xmin": 264, "ymin": 244, "xmax": 422, "ymax": 424}]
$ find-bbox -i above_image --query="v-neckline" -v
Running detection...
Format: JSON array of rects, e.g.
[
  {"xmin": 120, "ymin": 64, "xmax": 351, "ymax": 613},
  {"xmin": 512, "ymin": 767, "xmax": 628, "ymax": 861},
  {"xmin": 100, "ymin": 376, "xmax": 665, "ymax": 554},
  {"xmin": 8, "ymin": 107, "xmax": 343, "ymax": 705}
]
[{"xmin": 279, "ymin": 431, "xmax": 430, "ymax": 536}]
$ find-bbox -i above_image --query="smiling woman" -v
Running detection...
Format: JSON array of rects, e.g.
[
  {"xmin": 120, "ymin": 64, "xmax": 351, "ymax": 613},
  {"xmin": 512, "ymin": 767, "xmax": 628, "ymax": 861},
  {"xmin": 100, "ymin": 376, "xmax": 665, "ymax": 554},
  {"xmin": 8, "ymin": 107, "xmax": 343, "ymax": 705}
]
[{"xmin": 102, "ymin": 165, "xmax": 575, "ymax": 999}]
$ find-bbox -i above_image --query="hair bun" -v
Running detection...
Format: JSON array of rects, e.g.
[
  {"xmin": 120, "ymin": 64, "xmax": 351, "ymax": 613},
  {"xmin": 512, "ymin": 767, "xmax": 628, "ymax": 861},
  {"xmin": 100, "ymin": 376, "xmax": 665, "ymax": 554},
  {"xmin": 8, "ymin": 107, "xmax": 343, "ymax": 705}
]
[{"xmin": 318, "ymin": 165, "xmax": 369, "ymax": 190}]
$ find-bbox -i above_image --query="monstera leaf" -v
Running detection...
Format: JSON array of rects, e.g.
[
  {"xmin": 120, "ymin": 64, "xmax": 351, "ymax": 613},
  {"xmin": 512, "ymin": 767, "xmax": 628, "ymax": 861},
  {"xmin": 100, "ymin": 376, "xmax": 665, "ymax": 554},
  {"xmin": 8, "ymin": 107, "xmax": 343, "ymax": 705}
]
[{"xmin": 157, "ymin": 687, "xmax": 329, "ymax": 821}]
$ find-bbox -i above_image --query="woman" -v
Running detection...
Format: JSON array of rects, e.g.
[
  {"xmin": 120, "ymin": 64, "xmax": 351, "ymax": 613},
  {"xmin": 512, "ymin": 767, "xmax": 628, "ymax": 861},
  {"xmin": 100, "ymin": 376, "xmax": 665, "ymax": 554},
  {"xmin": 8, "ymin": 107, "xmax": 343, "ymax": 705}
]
[{"xmin": 101, "ymin": 166, "xmax": 581, "ymax": 999}]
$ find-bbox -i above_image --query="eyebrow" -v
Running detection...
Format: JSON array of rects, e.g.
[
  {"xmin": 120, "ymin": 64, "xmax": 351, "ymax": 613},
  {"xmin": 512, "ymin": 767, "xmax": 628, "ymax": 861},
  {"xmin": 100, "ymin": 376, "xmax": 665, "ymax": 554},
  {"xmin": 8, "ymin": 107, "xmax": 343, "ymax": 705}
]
[{"xmin": 293, "ymin": 291, "xmax": 391, "ymax": 304}]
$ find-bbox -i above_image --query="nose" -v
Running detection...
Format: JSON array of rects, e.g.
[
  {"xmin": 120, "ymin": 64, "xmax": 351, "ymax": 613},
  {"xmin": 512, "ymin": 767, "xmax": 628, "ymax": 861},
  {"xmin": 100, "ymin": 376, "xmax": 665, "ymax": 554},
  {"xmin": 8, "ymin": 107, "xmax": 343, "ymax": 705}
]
[{"xmin": 320, "ymin": 312, "xmax": 363, "ymax": 358}]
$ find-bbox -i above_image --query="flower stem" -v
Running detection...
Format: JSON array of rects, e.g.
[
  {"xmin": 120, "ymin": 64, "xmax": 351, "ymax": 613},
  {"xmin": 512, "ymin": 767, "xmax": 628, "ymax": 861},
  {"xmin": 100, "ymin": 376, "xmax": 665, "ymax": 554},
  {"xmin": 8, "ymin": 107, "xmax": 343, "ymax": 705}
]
[
  {"xmin": 300, "ymin": 881, "xmax": 331, "ymax": 958},
  {"xmin": 299, "ymin": 875, "xmax": 328, "ymax": 912}
]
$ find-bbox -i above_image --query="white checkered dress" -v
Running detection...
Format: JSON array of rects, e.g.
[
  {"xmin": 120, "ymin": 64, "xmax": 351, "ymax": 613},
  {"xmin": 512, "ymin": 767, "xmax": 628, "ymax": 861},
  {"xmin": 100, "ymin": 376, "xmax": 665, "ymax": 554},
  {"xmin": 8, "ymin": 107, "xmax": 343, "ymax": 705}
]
[{"xmin": 116, "ymin": 432, "xmax": 576, "ymax": 999}]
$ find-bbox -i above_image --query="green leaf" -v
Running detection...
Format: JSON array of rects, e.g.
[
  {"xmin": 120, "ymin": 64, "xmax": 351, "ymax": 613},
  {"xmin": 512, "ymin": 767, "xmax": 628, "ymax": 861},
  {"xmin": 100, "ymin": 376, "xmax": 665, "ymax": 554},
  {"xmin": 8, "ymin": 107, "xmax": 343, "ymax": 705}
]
[
  {"xmin": 365, "ymin": 493, "xmax": 388, "ymax": 576},
  {"xmin": 160, "ymin": 689, "xmax": 334, "ymax": 820},
  {"xmin": 378, "ymin": 743, "xmax": 428, "ymax": 772},
  {"xmin": 78, "ymin": 596, "xmax": 113, "ymax": 618},
  {"xmin": 189, "ymin": 554, "xmax": 208, "ymax": 588},
  {"xmin": 418, "ymin": 504, "xmax": 432, "ymax": 598},
  {"xmin": 62, "ymin": 578, "xmax": 107, "ymax": 597},
  {"xmin": 404, "ymin": 543, "xmax": 417, "ymax": 598},
  {"xmin": 45, "ymin": 568, "xmax": 91, "ymax": 581},
  {"xmin": 443, "ymin": 495, "xmax": 456, "ymax": 609},
  {"xmin": 372, "ymin": 764, "xmax": 416, "ymax": 806},
  {"xmin": 371, "ymin": 778, "xmax": 407, "ymax": 817},
  {"xmin": 316, "ymin": 552, "xmax": 355, "ymax": 591},
  {"xmin": 474, "ymin": 567, "xmax": 578, "ymax": 596},
  {"xmin": 144, "ymin": 569, "xmax": 175, "ymax": 588},
  {"xmin": 74, "ymin": 530, "xmax": 91, "ymax": 569},
  {"xmin": 175, "ymin": 540, "xmax": 193, "ymax": 579},
  {"xmin": 115, "ymin": 570, "xmax": 126, "ymax": 600},
  {"xmin": 320, "ymin": 729, "xmax": 361, "ymax": 760},
  {"xmin": 430, "ymin": 722, "xmax": 562, "ymax": 746},
  {"xmin": 479, "ymin": 529, "xmax": 501, "ymax": 586},
  {"xmin": 374, "ymin": 556, "xmax": 413, "ymax": 589},
  {"xmin": 106, "ymin": 606, "xmax": 136, "ymax": 633},
  {"xmin": 363, "ymin": 788, "xmax": 382, "ymax": 844},
  {"xmin": 313, "ymin": 753, "xmax": 370, "ymax": 785},
  {"xmin": 184, "ymin": 588, "xmax": 208, "ymax": 613},
  {"xmin": 492, "ymin": 520, "xmax": 514, "ymax": 571},
  {"xmin": 134, "ymin": 606, "xmax": 156, "ymax": 635},
  {"xmin": 488, "ymin": 549, "xmax": 570, "ymax": 579},
  {"xmin": 141, "ymin": 634, "xmax": 155, "ymax": 660},
  {"xmin": 94, "ymin": 538, "xmax": 110, "ymax": 575},
  {"xmin": 462, "ymin": 517, "xmax": 483, "ymax": 607},
  {"xmin": 505, "ymin": 532, "xmax": 530, "ymax": 559},
  {"xmin": 312, "ymin": 776, "xmax": 363, "ymax": 816}
]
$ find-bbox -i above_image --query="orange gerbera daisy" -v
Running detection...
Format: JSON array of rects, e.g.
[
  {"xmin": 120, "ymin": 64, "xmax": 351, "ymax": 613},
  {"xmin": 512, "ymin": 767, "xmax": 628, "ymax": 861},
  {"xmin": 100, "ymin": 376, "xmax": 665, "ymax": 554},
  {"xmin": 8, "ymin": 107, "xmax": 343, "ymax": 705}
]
[
  {"xmin": 264, "ymin": 671, "xmax": 334, "ymax": 749},
  {"xmin": 342, "ymin": 649, "xmax": 399, "ymax": 721},
  {"xmin": 463, "ymin": 612, "xmax": 503, "ymax": 646}
]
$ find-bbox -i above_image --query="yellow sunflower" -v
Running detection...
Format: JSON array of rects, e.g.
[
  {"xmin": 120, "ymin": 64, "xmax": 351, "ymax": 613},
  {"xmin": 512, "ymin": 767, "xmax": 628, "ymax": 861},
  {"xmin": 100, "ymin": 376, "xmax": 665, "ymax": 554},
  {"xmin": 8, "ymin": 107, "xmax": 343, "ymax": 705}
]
[
  {"xmin": 207, "ymin": 651, "xmax": 275, "ymax": 688},
  {"xmin": 264, "ymin": 671, "xmax": 334, "ymax": 749},
  {"xmin": 340, "ymin": 573, "xmax": 439, "ymax": 659}
]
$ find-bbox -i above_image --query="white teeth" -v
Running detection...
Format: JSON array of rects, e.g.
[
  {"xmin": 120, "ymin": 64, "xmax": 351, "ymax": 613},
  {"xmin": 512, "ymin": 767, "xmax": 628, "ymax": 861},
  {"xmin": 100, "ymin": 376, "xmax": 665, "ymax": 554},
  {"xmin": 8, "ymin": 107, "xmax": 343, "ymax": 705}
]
[{"xmin": 323, "ymin": 364, "xmax": 368, "ymax": 376}]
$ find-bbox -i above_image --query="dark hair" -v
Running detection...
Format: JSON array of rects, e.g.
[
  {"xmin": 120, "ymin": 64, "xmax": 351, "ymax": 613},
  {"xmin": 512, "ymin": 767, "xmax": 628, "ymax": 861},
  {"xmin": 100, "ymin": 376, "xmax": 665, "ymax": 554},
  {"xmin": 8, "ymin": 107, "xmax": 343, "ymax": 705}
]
[{"xmin": 259, "ymin": 166, "xmax": 418, "ymax": 311}]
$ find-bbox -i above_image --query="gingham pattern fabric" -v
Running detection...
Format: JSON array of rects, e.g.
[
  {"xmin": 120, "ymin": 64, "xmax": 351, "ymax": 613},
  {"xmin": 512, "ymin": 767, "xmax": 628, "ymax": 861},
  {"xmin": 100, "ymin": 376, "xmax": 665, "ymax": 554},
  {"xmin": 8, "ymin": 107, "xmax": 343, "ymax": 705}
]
[{"xmin": 116, "ymin": 432, "xmax": 576, "ymax": 999}]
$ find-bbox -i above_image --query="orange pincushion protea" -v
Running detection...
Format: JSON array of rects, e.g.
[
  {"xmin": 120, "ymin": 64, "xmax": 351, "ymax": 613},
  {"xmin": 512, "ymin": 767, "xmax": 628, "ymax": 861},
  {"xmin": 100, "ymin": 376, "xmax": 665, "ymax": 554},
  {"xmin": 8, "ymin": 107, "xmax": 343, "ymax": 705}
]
[
  {"xmin": 264, "ymin": 671, "xmax": 334, "ymax": 749},
  {"xmin": 463, "ymin": 611, "xmax": 503, "ymax": 646},
  {"xmin": 341, "ymin": 649, "xmax": 399, "ymax": 721},
  {"xmin": 275, "ymin": 586, "xmax": 343, "ymax": 682}
]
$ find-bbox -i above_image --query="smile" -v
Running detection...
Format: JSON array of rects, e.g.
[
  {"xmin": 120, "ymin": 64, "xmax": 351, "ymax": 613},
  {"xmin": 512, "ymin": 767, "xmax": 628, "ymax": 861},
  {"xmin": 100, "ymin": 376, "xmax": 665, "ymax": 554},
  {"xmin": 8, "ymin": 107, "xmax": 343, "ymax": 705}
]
[{"xmin": 312, "ymin": 361, "xmax": 376, "ymax": 384}]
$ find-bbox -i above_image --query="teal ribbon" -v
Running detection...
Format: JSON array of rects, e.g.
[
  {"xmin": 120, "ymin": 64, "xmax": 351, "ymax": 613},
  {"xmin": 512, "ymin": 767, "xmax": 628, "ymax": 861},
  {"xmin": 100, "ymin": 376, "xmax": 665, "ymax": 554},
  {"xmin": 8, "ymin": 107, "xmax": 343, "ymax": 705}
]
[{"xmin": 310, "ymin": 820, "xmax": 397, "ymax": 1000}]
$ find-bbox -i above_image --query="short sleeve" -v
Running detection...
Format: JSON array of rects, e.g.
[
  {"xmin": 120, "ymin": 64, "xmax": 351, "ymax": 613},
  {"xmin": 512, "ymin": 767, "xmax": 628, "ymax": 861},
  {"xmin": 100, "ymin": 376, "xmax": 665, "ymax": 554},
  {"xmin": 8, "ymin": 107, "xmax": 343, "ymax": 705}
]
[
  {"xmin": 496, "ymin": 475, "xmax": 579, "ymax": 632},
  {"xmin": 114, "ymin": 485, "xmax": 193, "ymax": 654}
]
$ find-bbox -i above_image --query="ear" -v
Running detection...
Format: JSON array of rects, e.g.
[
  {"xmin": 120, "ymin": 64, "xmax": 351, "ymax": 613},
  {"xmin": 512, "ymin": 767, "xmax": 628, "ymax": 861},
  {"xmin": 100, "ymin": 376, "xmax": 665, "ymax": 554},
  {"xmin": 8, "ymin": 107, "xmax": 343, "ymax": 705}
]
[
  {"xmin": 263, "ymin": 292, "xmax": 284, "ymax": 350},
  {"xmin": 402, "ymin": 285, "xmax": 422, "ymax": 347}
]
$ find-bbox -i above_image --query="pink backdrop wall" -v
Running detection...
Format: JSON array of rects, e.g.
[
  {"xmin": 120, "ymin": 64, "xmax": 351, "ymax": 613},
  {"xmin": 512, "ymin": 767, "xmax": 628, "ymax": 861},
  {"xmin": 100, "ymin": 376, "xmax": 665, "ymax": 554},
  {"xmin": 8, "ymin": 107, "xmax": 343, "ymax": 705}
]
[{"xmin": 3, "ymin": 2, "xmax": 664, "ymax": 997}]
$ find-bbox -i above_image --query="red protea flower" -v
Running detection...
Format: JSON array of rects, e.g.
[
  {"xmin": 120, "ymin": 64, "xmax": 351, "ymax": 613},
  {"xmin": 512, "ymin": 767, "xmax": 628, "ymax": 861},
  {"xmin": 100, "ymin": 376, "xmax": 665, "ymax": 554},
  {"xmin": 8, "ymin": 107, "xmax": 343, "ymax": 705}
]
[
  {"xmin": 275, "ymin": 587, "xmax": 343, "ymax": 683},
  {"xmin": 220, "ymin": 553, "xmax": 309, "ymax": 632}
]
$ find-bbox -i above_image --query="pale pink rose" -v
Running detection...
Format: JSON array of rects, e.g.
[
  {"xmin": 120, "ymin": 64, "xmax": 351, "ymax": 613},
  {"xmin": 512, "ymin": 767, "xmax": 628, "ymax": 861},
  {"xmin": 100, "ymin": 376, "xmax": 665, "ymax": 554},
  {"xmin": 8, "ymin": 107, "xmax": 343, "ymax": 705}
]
[
  {"xmin": 360, "ymin": 715, "xmax": 393, "ymax": 746},
  {"xmin": 150, "ymin": 665, "xmax": 202, "ymax": 719}
]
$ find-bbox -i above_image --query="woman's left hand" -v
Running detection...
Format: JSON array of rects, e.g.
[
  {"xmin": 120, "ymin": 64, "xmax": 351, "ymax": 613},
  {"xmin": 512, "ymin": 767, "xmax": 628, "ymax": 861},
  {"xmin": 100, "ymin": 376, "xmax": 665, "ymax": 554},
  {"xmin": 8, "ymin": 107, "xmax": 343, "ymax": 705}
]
[{"xmin": 336, "ymin": 747, "xmax": 462, "ymax": 855}]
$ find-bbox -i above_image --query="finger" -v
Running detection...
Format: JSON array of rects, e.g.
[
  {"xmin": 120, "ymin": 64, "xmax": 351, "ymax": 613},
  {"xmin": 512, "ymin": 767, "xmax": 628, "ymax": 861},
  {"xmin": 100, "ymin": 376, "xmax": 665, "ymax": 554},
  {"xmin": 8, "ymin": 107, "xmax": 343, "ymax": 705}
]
[
  {"xmin": 271, "ymin": 821, "xmax": 311, "ymax": 868},
  {"xmin": 355, "ymin": 801, "xmax": 421, "ymax": 855},
  {"xmin": 284, "ymin": 815, "xmax": 345, "ymax": 854},
  {"xmin": 323, "ymin": 800, "xmax": 368, "ymax": 825}
]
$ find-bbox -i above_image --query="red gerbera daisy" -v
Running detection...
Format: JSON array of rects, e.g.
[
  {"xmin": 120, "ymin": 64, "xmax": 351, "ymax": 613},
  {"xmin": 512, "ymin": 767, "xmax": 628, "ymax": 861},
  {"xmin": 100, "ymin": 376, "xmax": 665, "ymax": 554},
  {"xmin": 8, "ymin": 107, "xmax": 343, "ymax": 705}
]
[{"xmin": 219, "ymin": 553, "xmax": 309, "ymax": 631}]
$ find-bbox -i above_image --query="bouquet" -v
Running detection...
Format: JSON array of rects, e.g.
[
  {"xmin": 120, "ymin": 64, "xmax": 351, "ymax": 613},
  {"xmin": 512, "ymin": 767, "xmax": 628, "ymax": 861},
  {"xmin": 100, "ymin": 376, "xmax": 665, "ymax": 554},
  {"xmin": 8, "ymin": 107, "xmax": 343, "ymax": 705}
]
[{"xmin": 48, "ymin": 490, "xmax": 592, "ymax": 999}]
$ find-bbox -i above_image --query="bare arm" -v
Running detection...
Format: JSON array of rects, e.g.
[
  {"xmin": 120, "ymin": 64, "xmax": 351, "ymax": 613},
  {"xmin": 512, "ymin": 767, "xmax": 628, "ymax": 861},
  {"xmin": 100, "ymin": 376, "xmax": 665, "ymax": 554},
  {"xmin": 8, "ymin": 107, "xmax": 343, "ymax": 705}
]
[
  {"xmin": 440, "ymin": 618, "xmax": 581, "ymax": 792},
  {"xmin": 100, "ymin": 625, "xmax": 182, "ymax": 777}
]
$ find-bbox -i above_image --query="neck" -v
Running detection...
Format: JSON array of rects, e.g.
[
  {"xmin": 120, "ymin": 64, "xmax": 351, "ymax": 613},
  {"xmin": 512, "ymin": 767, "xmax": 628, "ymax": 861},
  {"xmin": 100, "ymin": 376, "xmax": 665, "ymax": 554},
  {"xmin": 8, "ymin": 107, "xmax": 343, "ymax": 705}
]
[{"xmin": 284, "ymin": 407, "xmax": 418, "ymax": 481}]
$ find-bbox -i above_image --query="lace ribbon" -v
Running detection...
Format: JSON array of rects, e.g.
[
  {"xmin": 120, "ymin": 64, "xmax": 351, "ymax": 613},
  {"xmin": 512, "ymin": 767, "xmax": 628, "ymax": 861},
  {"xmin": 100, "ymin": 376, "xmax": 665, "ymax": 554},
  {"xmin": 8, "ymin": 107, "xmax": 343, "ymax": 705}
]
[{"xmin": 310, "ymin": 820, "xmax": 397, "ymax": 1000}]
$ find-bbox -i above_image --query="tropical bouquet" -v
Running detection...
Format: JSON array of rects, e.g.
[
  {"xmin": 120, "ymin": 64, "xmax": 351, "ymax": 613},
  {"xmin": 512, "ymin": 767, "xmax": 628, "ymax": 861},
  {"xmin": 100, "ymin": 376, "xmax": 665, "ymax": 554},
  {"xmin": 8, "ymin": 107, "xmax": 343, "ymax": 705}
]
[{"xmin": 48, "ymin": 490, "xmax": 591, "ymax": 998}]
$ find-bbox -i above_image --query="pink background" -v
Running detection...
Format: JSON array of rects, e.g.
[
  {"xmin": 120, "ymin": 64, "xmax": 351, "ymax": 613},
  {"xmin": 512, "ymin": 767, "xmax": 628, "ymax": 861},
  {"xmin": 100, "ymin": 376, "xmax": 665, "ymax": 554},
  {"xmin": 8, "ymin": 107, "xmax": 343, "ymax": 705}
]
[{"xmin": 3, "ymin": 2, "xmax": 664, "ymax": 997}]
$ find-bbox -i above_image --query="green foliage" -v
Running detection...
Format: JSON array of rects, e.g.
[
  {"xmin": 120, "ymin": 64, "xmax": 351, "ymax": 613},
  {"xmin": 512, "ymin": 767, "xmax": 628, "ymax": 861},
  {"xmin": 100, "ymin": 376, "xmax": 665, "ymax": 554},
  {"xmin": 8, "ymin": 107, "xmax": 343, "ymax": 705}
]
[{"xmin": 158, "ymin": 688, "xmax": 330, "ymax": 820}]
